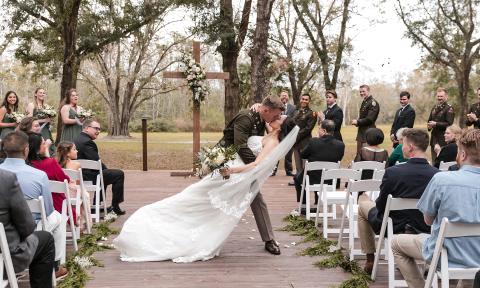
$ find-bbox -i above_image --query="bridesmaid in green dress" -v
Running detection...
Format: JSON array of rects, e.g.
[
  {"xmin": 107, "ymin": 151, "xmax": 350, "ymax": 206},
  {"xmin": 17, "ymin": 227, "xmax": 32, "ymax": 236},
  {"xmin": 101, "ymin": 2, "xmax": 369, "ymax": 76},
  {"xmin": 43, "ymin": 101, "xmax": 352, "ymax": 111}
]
[
  {"xmin": 0, "ymin": 91, "xmax": 20, "ymax": 140},
  {"xmin": 26, "ymin": 88, "xmax": 55, "ymax": 154},
  {"xmin": 60, "ymin": 88, "xmax": 83, "ymax": 142}
]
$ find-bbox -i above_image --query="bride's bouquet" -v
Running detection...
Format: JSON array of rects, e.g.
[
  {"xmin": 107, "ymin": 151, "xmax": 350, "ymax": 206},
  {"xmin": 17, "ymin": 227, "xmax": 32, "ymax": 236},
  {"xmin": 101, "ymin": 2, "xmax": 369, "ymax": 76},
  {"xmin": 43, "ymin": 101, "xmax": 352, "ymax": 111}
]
[
  {"xmin": 36, "ymin": 105, "xmax": 57, "ymax": 119},
  {"xmin": 195, "ymin": 145, "xmax": 238, "ymax": 178},
  {"xmin": 7, "ymin": 112, "xmax": 25, "ymax": 123},
  {"xmin": 77, "ymin": 107, "xmax": 94, "ymax": 119}
]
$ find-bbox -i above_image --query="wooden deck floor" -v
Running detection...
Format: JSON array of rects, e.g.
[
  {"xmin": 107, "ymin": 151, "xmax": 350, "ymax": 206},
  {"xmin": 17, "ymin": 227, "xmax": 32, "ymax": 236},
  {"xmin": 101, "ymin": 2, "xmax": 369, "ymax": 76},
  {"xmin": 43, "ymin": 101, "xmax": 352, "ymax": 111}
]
[{"xmin": 84, "ymin": 170, "xmax": 459, "ymax": 288}]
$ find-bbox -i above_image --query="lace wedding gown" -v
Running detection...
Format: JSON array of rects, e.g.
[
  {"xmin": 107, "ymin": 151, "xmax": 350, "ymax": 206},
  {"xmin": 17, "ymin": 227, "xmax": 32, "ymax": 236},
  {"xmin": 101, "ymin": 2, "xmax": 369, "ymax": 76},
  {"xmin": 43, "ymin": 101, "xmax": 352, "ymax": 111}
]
[{"xmin": 113, "ymin": 127, "xmax": 299, "ymax": 263}]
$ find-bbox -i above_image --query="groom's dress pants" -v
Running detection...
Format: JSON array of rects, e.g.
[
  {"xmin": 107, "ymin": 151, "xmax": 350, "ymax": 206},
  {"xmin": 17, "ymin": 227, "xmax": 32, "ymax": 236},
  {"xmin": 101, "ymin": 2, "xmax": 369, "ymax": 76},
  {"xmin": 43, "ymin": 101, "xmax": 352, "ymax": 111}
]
[{"xmin": 251, "ymin": 192, "xmax": 275, "ymax": 242}]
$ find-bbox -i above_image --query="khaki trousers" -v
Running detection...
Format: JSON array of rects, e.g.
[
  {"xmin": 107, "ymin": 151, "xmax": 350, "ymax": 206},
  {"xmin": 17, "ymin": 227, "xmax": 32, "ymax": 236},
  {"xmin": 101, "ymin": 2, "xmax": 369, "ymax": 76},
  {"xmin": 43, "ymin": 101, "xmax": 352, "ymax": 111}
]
[
  {"xmin": 250, "ymin": 191, "xmax": 274, "ymax": 242},
  {"xmin": 391, "ymin": 233, "xmax": 428, "ymax": 288},
  {"xmin": 358, "ymin": 194, "xmax": 377, "ymax": 254}
]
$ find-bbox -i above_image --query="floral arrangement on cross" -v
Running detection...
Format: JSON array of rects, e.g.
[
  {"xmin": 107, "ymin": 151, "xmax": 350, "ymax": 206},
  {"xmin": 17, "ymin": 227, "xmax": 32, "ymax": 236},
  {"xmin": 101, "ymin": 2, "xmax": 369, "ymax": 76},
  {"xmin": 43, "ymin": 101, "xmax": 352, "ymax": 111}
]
[{"xmin": 181, "ymin": 54, "xmax": 209, "ymax": 104}]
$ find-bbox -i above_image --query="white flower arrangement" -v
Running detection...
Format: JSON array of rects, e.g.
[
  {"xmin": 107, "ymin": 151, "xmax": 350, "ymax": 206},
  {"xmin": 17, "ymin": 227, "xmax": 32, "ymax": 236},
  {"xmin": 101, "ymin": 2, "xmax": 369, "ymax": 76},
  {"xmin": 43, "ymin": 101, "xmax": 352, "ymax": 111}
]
[
  {"xmin": 104, "ymin": 212, "xmax": 118, "ymax": 222},
  {"xmin": 36, "ymin": 105, "xmax": 57, "ymax": 118},
  {"xmin": 195, "ymin": 145, "xmax": 238, "ymax": 178},
  {"xmin": 77, "ymin": 107, "xmax": 94, "ymax": 119},
  {"xmin": 7, "ymin": 112, "xmax": 25, "ymax": 123},
  {"xmin": 73, "ymin": 255, "xmax": 94, "ymax": 269},
  {"xmin": 181, "ymin": 55, "xmax": 209, "ymax": 104}
]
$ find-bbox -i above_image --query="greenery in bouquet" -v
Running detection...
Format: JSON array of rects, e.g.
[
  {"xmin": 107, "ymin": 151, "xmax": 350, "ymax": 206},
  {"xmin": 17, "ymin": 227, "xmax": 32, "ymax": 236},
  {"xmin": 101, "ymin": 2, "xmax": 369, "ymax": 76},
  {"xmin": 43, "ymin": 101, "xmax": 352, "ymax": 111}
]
[
  {"xmin": 195, "ymin": 145, "xmax": 238, "ymax": 178},
  {"xmin": 181, "ymin": 55, "xmax": 209, "ymax": 103},
  {"xmin": 36, "ymin": 105, "xmax": 57, "ymax": 119},
  {"xmin": 7, "ymin": 112, "xmax": 25, "ymax": 123},
  {"xmin": 77, "ymin": 107, "xmax": 94, "ymax": 119}
]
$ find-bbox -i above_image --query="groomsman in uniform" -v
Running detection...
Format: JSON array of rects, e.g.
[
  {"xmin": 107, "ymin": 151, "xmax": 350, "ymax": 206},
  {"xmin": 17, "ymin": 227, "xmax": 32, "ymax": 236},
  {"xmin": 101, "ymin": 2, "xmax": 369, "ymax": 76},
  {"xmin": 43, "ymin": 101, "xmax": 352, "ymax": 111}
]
[
  {"xmin": 390, "ymin": 91, "xmax": 415, "ymax": 147},
  {"xmin": 272, "ymin": 89, "xmax": 296, "ymax": 176},
  {"xmin": 286, "ymin": 93, "xmax": 317, "ymax": 176},
  {"xmin": 427, "ymin": 87, "xmax": 455, "ymax": 162},
  {"xmin": 466, "ymin": 87, "xmax": 480, "ymax": 129},
  {"xmin": 318, "ymin": 90, "xmax": 343, "ymax": 141},
  {"xmin": 351, "ymin": 84, "xmax": 380, "ymax": 154}
]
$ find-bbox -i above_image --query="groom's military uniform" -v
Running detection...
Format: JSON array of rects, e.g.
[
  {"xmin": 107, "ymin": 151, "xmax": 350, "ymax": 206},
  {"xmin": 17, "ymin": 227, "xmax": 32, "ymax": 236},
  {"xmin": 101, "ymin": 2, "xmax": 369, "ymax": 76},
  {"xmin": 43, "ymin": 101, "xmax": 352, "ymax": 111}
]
[{"xmin": 220, "ymin": 109, "xmax": 275, "ymax": 242}]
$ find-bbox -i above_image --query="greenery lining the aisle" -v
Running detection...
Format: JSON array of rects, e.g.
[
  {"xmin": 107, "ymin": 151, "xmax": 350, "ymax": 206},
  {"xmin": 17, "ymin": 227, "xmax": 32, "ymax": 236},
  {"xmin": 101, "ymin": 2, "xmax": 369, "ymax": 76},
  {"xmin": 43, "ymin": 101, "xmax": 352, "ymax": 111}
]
[
  {"xmin": 58, "ymin": 216, "xmax": 119, "ymax": 288},
  {"xmin": 279, "ymin": 215, "xmax": 371, "ymax": 288}
]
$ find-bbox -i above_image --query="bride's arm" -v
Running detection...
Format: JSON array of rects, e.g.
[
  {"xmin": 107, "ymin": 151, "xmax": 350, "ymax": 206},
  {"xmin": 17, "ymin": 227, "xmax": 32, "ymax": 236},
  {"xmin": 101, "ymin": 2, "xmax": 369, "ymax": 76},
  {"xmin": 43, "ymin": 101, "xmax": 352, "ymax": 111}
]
[{"xmin": 220, "ymin": 137, "xmax": 279, "ymax": 176}]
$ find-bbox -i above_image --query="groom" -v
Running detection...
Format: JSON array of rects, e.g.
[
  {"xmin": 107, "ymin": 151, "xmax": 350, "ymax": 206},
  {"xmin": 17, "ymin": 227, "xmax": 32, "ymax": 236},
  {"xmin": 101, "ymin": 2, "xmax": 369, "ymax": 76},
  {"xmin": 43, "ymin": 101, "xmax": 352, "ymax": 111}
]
[{"xmin": 219, "ymin": 95, "xmax": 285, "ymax": 255}]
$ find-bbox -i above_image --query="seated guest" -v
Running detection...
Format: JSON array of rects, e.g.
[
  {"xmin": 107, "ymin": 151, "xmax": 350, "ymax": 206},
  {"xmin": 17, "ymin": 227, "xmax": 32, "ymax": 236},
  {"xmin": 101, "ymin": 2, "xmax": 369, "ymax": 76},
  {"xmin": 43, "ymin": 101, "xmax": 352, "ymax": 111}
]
[
  {"xmin": 0, "ymin": 131, "xmax": 68, "ymax": 278},
  {"xmin": 294, "ymin": 120, "xmax": 345, "ymax": 207},
  {"xmin": 17, "ymin": 117, "xmax": 53, "ymax": 157},
  {"xmin": 358, "ymin": 128, "xmax": 439, "ymax": 273},
  {"xmin": 74, "ymin": 119, "xmax": 126, "ymax": 215},
  {"xmin": 392, "ymin": 129, "xmax": 480, "ymax": 287},
  {"xmin": 433, "ymin": 124, "xmax": 461, "ymax": 168},
  {"xmin": 27, "ymin": 133, "xmax": 78, "ymax": 225},
  {"xmin": 387, "ymin": 128, "xmax": 408, "ymax": 167},
  {"xmin": 354, "ymin": 128, "xmax": 388, "ymax": 179},
  {"xmin": 0, "ymin": 169, "xmax": 55, "ymax": 288},
  {"xmin": 56, "ymin": 141, "xmax": 82, "ymax": 170}
]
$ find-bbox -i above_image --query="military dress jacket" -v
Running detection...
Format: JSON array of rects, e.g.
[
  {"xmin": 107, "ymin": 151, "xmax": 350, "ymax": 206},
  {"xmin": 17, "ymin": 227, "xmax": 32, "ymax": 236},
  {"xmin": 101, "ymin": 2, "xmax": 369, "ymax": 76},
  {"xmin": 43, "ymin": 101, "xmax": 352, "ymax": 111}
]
[
  {"xmin": 288, "ymin": 107, "xmax": 317, "ymax": 148},
  {"xmin": 427, "ymin": 102, "xmax": 455, "ymax": 146},
  {"xmin": 220, "ymin": 110, "xmax": 265, "ymax": 164},
  {"xmin": 356, "ymin": 95, "xmax": 380, "ymax": 142},
  {"xmin": 466, "ymin": 102, "xmax": 480, "ymax": 129}
]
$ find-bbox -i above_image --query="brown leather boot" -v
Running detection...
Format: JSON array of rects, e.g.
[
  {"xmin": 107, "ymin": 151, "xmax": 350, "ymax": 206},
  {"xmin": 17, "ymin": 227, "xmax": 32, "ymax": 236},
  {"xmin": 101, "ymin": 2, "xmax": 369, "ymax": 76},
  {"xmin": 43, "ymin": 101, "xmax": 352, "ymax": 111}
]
[{"xmin": 364, "ymin": 253, "xmax": 374, "ymax": 274}]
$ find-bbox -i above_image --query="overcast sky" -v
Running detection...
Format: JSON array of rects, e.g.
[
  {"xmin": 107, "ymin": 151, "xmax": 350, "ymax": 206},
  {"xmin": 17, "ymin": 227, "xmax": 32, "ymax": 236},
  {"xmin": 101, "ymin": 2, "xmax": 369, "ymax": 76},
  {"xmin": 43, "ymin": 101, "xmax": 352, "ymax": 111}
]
[{"xmin": 348, "ymin": 1, "xmax": 422, "ymax": 85}]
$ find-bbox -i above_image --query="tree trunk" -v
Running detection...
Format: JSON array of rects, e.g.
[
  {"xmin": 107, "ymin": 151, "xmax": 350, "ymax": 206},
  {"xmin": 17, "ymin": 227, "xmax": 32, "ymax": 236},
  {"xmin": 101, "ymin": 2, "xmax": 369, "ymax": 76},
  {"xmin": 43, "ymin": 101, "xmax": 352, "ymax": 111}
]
[
  {"xmin": 456, "ymin": 64, "xmax": 471, "ymax": 127},
  {"xmin": 250, "ymin": 0, "xmax": 275, "ymax": 103},
  {"xmin": 55, "ymin": 1, "xmax": 81, "ymax": 144},
  {"xmin": 222, "ymin": 52, "xmax": 241, "ymax": 123}
]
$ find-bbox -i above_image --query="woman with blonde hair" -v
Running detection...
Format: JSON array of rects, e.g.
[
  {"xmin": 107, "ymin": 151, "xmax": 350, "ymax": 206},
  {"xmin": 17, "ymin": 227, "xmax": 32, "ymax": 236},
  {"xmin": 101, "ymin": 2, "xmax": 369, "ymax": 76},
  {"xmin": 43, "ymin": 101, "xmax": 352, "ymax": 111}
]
[{"xmin": 433, "ymin": 124, "xmax": 462, "ymax": 168}]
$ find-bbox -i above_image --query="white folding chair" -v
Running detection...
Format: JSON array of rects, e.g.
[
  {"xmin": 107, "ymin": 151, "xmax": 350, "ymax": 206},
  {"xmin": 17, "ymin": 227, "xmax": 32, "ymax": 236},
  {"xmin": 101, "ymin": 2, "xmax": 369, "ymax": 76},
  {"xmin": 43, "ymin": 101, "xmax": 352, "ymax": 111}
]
[
  {"xmin": 425, "ymin": 218, "xmax": 480, "ymax": 288},
  {"xmin": 337, "ymin": 179, "xmax": 382, "ymax": 260},
  {"xmin": 438, "ymin": 161, "xmax": 456, "ymax": 171},
  {"xmin": 373, "ymin": 169, "xmax": 385, "ymax": 180},
  {"xmin": 63, "ymin": 168, "xmax": 92, "ymax": 235},
  {"xmin": 314, "ymin": 169, "xmax": 361, "ymax": 239},
  {"xmin": 26, "ymin": 197, "xmax": 47, "ymax": 232},
  {"xmin": 351, "ymin": 161, "xmax": 386, "ymax": 178},
  {"xmin": 0, "ymin": 222, "xmax": 18, "ymax": 288},
  {"xmin": 77, "ymin": 159, "xmax": 108, "ymax": 223},
  {"xmin": 49, "ymin": 180, "xmax": 78, "ymax": 252},
  {"xmin": 298, "ymin": 161, "xmax": 340, "ymax": 220},
  {"xmin": 371, "ymin": 195, "xmax": 420, "ymax": 287}
]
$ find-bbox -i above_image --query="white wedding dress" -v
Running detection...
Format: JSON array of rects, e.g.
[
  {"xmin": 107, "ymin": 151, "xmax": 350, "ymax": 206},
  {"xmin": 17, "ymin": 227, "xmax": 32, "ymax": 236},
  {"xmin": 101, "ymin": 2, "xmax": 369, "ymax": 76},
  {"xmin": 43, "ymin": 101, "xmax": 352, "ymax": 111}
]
[{"xmin": 113, "ymin": 126, "xmax": 299, "ymax": 263}]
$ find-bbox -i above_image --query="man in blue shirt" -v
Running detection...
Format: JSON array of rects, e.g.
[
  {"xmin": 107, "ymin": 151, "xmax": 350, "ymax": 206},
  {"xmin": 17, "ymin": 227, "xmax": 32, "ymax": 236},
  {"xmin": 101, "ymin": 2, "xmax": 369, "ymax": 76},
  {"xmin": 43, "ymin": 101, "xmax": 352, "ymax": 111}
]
[
  {"xmin": 391, "ymin": 129, "xmax": 480, "ymax": 287},
  {"xmin": 0, "ymin": 131, "xmax": 67, "ymax": 277}
]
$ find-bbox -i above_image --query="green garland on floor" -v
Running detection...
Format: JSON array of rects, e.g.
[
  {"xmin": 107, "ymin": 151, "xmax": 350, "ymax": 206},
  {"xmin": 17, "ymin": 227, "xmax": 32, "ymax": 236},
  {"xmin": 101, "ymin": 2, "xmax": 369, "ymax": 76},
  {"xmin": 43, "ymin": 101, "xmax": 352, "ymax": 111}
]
[
  {"xmin": 279, "ymin": 215, "xmax": 371, "ymax": 288},
  {"xmin": 57, "ymin": 219, "xmax": 119, "ymax": 288}
]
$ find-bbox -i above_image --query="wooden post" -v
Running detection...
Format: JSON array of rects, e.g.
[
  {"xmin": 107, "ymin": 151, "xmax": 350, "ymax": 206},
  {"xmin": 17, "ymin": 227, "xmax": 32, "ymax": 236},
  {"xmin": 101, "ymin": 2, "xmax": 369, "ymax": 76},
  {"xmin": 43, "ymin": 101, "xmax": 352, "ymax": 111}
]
[{"xmin": 141, "ymin": 117, "xmax": 148, "ymax": 171}]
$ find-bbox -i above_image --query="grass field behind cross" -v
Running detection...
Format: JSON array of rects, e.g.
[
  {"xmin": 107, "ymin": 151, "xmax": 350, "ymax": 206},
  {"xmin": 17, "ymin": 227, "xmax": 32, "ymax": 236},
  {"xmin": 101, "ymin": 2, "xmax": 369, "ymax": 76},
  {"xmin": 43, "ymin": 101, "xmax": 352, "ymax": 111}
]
[{"xmin": 95, "ymin": 124, "xmax": 399, "ymax": 170}]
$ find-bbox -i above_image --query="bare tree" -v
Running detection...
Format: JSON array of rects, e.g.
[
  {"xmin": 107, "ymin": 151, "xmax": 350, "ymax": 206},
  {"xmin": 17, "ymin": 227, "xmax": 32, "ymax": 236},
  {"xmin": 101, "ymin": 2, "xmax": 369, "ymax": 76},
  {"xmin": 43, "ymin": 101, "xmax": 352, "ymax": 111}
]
[
  {"xmin": 79, "ymin": 22, "xmax": 181, "ymax": 136},
  {"xmin": 270, "ymin": 0, "xmax": 322, "ymax": 104},
  {"xmin": 292, "ymin": 0, "xmax": 352, "ymax": 90},
  {"xmin": 396, "ymin": 0, "xmax": 480, "ymax": 126}
]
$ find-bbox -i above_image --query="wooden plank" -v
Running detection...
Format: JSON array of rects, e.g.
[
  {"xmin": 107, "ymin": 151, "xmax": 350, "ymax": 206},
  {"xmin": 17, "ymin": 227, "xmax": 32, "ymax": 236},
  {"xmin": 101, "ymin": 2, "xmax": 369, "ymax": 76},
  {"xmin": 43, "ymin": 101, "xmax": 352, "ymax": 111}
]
[
  {"xmin": 163, "ymin": 71, "xmax": 230, "ymax": 80},
  {"xmin": 163, "ymin": 71, "xmax": 185, "ymax": 79}
]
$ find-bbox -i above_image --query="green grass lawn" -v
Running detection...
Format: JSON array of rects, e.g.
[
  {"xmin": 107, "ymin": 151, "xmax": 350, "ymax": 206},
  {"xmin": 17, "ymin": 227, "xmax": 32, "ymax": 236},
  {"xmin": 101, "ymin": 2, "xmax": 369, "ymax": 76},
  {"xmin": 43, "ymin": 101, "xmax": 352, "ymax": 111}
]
[{"xmin": 95, "ymin": 124, "xmax": 399, "ymax": 170}]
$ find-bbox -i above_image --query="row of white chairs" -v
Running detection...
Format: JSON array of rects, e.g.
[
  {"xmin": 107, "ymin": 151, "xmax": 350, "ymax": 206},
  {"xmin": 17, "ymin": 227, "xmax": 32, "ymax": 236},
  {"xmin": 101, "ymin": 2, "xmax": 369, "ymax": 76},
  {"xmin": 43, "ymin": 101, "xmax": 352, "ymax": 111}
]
[{"xmin": 0, "ymin": 159, "xmax": 108, "ymax": 288}]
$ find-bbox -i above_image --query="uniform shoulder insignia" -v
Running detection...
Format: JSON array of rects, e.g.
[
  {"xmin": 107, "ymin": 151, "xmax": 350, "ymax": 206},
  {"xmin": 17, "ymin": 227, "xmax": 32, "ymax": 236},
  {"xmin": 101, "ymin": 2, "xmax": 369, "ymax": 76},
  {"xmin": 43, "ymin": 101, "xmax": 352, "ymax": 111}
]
[
  {"xmin": 448, "ymin": 107, "xmax": 453, "ymax": 113},
  {"xmin": 372, "ymin": 101, "xmax": 376, "ymax": 107},
  {"xmin": 312, "ymin": 111, "xmax": 317, "ymax": 117}
]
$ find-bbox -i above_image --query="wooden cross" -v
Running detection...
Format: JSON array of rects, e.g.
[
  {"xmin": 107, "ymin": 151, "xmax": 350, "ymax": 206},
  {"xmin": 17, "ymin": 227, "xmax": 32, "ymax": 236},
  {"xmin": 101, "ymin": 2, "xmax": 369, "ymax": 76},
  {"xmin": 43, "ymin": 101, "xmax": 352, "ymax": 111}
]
[{"xmin": 164, "ymin": 41, "xmax": 230, "ymax": 176}]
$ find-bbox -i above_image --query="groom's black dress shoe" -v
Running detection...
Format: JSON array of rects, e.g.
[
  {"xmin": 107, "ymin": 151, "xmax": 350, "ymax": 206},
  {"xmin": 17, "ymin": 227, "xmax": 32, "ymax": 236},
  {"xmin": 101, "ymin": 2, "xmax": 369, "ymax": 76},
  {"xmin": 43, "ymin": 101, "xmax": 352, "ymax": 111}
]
[
  {"xmin": 107, "ymin": 205, "xmax": 126, "ymax": 215},
  {"xmin": 265, "ymin": 240, "xmax": 281, "ymax": 255}
]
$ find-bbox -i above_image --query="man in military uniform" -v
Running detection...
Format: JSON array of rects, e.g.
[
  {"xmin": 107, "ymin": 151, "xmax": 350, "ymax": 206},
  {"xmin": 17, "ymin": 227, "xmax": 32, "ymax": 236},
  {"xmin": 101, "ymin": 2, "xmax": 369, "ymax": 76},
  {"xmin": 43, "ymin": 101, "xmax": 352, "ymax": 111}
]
[
  {"xmin": 220, "ymin": 95, "xmax": 284, "ymax": 255},
  {"xmin": 427, "ymin": 87, "xmax": 455, "ymax": 162},
  {"xmin": 466, "ymin": 87, "xmax": 480, "ymax": 129},
  {"xmin": 351, "ymin": 84, "xmax": 380, "ymax": 154},
  {"xmin": 286, "ymin": 93, "xmax": 317, "ymax": 175}
]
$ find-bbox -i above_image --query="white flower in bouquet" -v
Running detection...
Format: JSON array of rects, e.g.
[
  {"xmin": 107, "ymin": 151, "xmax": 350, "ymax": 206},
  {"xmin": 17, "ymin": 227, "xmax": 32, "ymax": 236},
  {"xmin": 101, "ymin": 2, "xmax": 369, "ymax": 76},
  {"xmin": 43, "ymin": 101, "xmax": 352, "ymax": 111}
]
[
  {"xmin": 74, "ymin": 256, "xmax": 94, "ymax": 269},
  {"xmin": 187, "ymin": 74, "xmax": 194, "ymax": 81},
  {"xmin": 77, "ymin": 108, "xmax": 94, "ymax": 119},
  {"xmin": 7, "ymin": 112, "xmax": 25, "ymax": 123},
  {"xmin": 37, "ymin": 105, "xmax": 57, "ymax": 118},
  {"xmin": 214, "ymin": 154, "xmax": 225, "ymax": 165},
  {"xmin": 195, "ymin": 145, "xmax": 238, "ymax": 178}
]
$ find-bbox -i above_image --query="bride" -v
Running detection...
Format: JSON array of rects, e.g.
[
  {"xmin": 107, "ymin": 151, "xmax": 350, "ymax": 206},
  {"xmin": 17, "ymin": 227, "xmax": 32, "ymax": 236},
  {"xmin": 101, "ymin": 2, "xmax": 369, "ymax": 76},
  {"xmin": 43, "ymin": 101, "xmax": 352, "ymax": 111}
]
[{"xmin": 113, "ymin": 116, "xmax": 299, "ymax": 263}]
